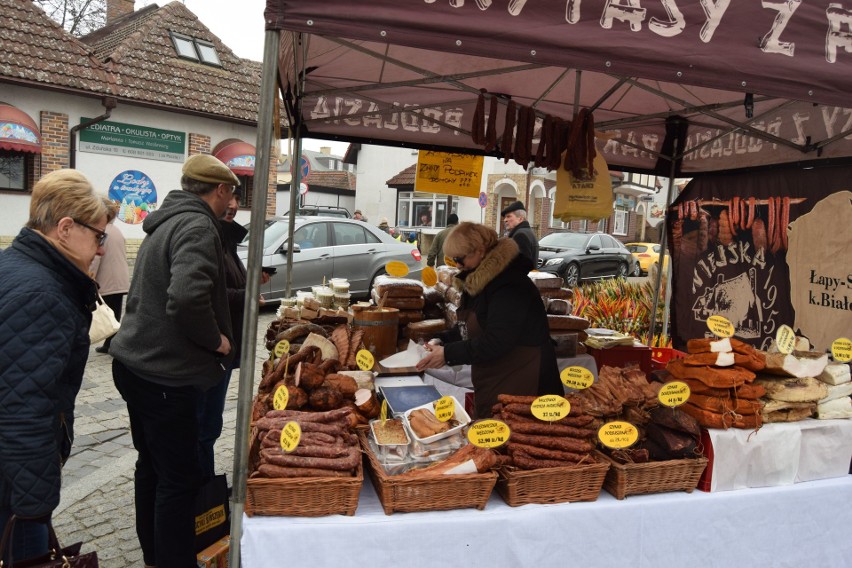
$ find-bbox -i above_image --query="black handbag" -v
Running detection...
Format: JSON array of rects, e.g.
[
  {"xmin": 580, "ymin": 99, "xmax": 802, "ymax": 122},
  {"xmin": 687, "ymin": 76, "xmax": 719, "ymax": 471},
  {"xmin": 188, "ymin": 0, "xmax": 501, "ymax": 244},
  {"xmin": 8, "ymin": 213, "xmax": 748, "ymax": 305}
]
[{"xmin": 0, "ymin": 515, "xmax": 98, "ymax": 567}]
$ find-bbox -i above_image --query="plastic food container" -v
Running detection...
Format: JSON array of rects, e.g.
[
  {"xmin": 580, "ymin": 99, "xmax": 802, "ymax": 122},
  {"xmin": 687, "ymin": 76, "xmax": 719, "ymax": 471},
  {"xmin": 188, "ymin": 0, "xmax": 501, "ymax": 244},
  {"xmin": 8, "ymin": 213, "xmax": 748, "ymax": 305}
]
[
  {"xmin": 407, "ymin": 424, "xmax": 466, "ymax": 460},
  {"xmin": 403, "ymin": 396, "xmax": 471, "ymax": 445},
  {"xmin": 369, "ymin": 419, "xmax": 410, "ymax": 461},
  {"xmin": 330, "ymin": 279, "xmax": 350, "ymax": 293}
]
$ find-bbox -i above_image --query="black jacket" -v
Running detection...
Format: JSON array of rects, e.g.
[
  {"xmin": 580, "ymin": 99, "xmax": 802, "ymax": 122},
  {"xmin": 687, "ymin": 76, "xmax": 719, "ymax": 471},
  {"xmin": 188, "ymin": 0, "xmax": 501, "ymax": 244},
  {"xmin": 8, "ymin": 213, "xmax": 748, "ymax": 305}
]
[
  {"xmin": 508, "ymin": 220, "xmax": 539, "ymax": 267},
  {"xmin": 221, "ymin": 220, "xmax": 248, "ymax": 363},
  {"xmin": 0, "ymin": 228, "xmax": 98, "ymax": 517}
]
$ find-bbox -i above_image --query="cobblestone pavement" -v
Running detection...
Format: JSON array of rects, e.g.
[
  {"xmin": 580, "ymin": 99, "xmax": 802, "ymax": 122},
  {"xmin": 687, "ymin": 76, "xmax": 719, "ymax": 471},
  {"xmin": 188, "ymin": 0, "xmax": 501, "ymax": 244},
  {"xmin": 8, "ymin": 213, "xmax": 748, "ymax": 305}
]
[{"xmin": 52, "ymin": 308, "xmax": 278, "ymax": 567}]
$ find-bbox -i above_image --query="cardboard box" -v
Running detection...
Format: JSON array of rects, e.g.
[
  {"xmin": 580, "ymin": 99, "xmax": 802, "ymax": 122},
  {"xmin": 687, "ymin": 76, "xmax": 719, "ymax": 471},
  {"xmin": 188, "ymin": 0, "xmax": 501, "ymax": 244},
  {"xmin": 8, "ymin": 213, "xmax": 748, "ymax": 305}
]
[
  {"xmin": 587, "ymin": 345, "xmax": 652, "ymax": 379},
  {"xmin": 197, "ymin": 535, "xmax": 230, "ymax": 568}
]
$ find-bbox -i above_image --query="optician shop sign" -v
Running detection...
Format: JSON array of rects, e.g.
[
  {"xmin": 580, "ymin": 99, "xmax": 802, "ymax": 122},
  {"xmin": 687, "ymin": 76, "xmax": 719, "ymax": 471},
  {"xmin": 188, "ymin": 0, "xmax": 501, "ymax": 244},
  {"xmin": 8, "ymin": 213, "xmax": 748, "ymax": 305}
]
[{"xmin": 78, "ymin": 118, "xmax": 186, "ymax": 163}]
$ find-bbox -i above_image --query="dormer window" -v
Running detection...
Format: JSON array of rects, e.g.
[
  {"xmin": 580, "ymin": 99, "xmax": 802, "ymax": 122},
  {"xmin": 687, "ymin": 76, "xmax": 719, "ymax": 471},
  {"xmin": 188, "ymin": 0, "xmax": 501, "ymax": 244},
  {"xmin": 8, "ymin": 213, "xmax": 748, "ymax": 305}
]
[{"xmin": 169, "ymin": 31, "xmax": 222, "ymax": 67}]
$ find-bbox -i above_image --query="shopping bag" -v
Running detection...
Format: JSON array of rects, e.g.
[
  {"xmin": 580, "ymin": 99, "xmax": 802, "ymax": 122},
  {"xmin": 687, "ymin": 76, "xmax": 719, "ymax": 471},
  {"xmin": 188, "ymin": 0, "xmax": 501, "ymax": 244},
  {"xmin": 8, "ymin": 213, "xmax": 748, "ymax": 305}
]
[
  {"xmin": 88, "ymin": 295, "xmax": 120, "ymax": 344},
  {"xmin": 0, "ymin": 516, "xmax": 98, "ymax": 567},
  {"xmin": 194, "ymin": 474, "xmax": 230, "ymax": 553}
]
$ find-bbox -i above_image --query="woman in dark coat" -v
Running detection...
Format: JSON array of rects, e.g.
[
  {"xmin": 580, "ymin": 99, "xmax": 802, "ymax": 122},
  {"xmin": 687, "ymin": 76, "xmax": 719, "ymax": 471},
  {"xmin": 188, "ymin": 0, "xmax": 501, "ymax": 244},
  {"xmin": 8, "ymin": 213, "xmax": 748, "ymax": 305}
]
[
  {"xmin": 0, "ymin": 169, "xmax": 108, "ymax": 561},
  {"xmin": 416, "ymin": 222, "xmax": 561, "ymax": 418}
]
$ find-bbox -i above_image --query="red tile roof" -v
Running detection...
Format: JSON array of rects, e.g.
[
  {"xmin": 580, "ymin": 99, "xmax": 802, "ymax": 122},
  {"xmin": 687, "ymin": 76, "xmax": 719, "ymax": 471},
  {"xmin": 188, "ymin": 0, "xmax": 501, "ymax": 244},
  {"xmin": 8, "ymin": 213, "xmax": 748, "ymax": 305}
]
[
  {"xmin": 304, "ymin": 171, "xmax": 356, "ymax": 191},
  {"xmin": 385, "ymin": 163, "xmax": 416, "ymax": 186}
]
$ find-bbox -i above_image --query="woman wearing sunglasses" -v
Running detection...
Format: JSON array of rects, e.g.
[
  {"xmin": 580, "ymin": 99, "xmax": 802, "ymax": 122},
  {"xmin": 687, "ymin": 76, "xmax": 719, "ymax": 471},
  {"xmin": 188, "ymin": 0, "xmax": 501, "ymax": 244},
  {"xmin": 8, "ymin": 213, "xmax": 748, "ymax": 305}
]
[
  {"xmin": 0, "ymin": 169, "xmax": 108, "ymax": 561},
  {"xmin": 416, "ymin": 222, "xmax": 562, "ymax": 418}
]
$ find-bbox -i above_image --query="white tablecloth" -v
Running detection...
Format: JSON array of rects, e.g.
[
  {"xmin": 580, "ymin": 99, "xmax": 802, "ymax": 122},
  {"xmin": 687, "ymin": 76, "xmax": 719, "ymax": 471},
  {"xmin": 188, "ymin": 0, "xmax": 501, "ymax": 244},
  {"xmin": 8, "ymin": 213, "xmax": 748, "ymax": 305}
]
[{"xmin": 241, "ymin": 475, "xmax": 852, "ymax": 567}]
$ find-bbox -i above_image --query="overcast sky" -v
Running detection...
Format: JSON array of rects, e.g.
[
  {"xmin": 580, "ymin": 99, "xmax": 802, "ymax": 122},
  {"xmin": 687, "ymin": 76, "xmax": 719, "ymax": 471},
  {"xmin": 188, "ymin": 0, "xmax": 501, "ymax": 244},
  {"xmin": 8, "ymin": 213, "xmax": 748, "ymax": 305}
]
[{"xmin": 138, "ymin": 0, "xmax": 348, "ymax": 156}]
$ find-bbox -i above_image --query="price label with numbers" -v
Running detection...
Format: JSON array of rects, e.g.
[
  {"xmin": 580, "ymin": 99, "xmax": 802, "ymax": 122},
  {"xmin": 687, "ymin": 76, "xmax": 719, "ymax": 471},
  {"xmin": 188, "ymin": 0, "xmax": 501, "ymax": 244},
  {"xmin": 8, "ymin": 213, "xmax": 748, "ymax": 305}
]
[
  {"xmin": 530, "ymin": 395, "xmax": 571, "ymax": 422},
  {"xmin": 598, "ymin": 421, "xmax": 639, "ymax": 449},
  {"xmin": 434, "ymin": 396, "xmax": 455, "ymax": 422},
  {"xmin": 272, "ymin": 385, "xmax": 290, "ymax": 411},
  {"xmin": 279, "ymin": 421, "xmax": 301, "ymax": 452},
  {"xmin": 831, "ymin": 337, "xmax": 851, "ymax": 363},
  {"xmin": 706, "ymin": 315, "xmax": 734, "ymax": 338},
  {"xmin": 560, "ymin": 366, "xmax": 594, "ymax": 390},
  {"xmin": 658, "ymin": 381, "xmax": 691, "ymax": 408},
  {"xmin": 468, "ymin": 419, "xmax": 510, "ymax": 448},
  {"xmin": 380, "ymin": 399, "xmax": 388, "ymax": 423},
  {"xmin": 356, "ymin": 349, "xmax": 375, "ymax": 371},
  {"xmin": 775, "ymin": 324, "xmax": 795, "ymax": 355},
  {"xmin": 273, "ymin": 340, "xmax": 290, "ymax": 358}
]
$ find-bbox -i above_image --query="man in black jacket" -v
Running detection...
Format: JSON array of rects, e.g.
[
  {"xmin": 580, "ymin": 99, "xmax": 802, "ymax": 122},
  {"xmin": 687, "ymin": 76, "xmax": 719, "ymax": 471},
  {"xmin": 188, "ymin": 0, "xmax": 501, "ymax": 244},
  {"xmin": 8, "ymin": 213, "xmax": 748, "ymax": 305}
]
[{"xmin": 501, "ymin": 200, "xmax": 539, "ymax": 268}]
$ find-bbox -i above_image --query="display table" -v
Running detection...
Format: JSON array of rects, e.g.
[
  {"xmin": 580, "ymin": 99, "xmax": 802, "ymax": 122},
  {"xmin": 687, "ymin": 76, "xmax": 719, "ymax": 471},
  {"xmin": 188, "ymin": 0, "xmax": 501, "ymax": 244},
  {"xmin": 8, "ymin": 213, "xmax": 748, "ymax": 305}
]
[{"xmin": 241, "ymin": 475, "xmax": 852, "ymax": 567}]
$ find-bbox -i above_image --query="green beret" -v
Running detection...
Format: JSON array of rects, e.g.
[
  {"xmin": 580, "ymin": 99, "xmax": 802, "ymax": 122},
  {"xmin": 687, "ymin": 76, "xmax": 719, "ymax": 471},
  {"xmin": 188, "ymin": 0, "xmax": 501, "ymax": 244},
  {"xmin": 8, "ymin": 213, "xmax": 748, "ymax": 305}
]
[{"xmin": 182, "ymin": 154, "xmax": 240, "ymax": 187}]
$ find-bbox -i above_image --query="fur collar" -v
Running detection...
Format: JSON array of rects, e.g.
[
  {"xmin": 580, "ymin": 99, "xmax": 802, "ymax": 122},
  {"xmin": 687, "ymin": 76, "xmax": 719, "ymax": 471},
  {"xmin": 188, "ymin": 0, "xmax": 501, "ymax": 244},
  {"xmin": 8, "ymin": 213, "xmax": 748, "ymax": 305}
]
[{"xmin": 455, "ymin": 238, "xmax": 519, "ymax": 297}]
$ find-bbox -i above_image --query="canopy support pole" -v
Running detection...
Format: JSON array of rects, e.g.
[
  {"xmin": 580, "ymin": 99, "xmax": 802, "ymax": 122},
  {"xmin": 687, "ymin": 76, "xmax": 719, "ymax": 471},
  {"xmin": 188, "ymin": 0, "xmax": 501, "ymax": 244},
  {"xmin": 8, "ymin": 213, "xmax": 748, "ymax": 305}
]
[
  {"xmin": 228, "ymin": 27, "xmax": 280, "ymax": 568},
  {"xmin": 648, "ymin": 138, "xmax": 678, "ymax": 347},
  {"xmin": 286, "ymin": 32, "xmax": 308, "ymax": 297}
]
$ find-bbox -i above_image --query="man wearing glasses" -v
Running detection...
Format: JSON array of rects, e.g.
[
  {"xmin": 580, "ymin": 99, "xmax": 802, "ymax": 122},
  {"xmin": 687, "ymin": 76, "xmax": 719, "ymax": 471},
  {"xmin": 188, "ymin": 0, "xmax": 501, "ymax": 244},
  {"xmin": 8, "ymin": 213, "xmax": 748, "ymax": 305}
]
[{"xmin": 109, "ymin": 153, "xmax": 238, "ymax": 567}]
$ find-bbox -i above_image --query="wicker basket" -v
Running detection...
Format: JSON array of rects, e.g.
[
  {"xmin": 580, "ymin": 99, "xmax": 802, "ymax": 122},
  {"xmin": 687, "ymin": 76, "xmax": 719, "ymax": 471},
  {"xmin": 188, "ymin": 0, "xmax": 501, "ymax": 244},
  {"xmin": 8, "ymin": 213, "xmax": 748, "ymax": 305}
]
[
  {"xmin": 597, "ymin": 450, "xmax": 708, "ymax": 500},
  {"xmin": 496, "ymin": 457, "xmax": 610, "ymax": 506},
  {"xmin": 358, "ymin": 431, "xmax": 497, "ymax": 515}
]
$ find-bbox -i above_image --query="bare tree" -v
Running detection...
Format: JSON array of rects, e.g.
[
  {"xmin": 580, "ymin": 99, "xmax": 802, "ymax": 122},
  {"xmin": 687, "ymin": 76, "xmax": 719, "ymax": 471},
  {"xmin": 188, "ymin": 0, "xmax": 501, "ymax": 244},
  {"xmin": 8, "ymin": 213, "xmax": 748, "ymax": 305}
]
[{"xmin": 34, "ymin": 0, "xmax": 107, "ymax": 37}]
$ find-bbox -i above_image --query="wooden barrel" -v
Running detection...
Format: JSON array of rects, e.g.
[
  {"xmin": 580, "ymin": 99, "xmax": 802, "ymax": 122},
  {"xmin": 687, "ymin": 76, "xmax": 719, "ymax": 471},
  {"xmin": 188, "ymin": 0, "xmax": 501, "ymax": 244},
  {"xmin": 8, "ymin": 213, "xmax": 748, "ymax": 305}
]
[{"xmin": 352, "ymin": 306, "xmax": 400, "ymax": 360}]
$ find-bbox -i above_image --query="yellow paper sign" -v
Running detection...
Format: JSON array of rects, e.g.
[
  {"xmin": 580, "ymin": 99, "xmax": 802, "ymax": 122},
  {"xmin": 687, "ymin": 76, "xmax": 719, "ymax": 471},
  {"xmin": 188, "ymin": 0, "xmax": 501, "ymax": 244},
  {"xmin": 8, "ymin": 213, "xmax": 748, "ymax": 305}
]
[
  {"xmin": 385, "ymin": 260, "xmax": 409, "ymax": 278},
  {"xmin": 422, "ymin": 265, "xmax": 438, "ymax": 287},
  {"xmin": 598, "ymin": 421, "xmax": 639, "ymax": 449},
  {"xmin": 273, "ymin": 340, "xmax": 290, "ymax": 358},
  {"xmin": 434, "ymin": 396, "xmax": 455, "ymax": 422},
  {"xmin": 279, "ymin": 421, "xmax": 301, "ymax": 452},
  {"xmin": 356, "ymin": 349, "xmax": 375, "ymax": 371},
  {"xmin": 530, "ymin": 395, "xmax": 571, "ymax": 422},
  {"xmin": 467, "ymin": 419, "xmax": 510, "ymax": 448},
  {"xmin": 707, "ymin": 315, "xmax": 735, "ymax": 338},
  {"xmin": 380, "ymin": 399, "xmax": 388, "ymax": 423},
  {"xmin": 272, "ymin": 385, "xmax": 290, "ymax": 411},
  {"xmin": 832, "ymin": 337, "xmax": 852, "ymax": 363},
  {"xmin": 561, "ymin": 366, "xmax": 594, "ymax": 390},
  {"xmin": 658, "ymin": 381, "xmax": 691, "ymax": 408},
  {"xmin": 415, "ymin": 150, "xmax": 484, "ymax": 198},
  {"xmin": 776, "ymin": 325, "xmax": 796, "ymax": 354}
]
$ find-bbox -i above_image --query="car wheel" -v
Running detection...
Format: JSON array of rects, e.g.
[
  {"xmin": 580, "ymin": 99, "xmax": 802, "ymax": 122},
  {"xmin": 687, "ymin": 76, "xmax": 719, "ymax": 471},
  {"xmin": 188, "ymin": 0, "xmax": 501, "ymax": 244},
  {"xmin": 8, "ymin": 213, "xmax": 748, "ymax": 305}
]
[
  {"xmin": 563, "ymin": 263, "xmax": 580, "ymax": 288},
  {"xmin": 616, "ymin": 263, "xmax": 629, "ymax": 278},
  {"xmin": 632, "ymin": 262, "xmax": 641, "ymax": 277}
]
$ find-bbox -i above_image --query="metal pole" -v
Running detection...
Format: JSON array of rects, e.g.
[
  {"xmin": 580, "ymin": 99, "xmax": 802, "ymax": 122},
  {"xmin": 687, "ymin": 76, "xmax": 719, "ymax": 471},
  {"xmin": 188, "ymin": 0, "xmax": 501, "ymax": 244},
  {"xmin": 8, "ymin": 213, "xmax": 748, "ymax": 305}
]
[
  {"xmin": 228, "ymin": 27, "xmax": 280, "ymax": 568},
  {"xmin": 648, "ymin": 138, "xmax": 678, "ymax": 346},
  {"xmin": 285, "ymin": 34, "xmax": 306, "ymax": 297}
]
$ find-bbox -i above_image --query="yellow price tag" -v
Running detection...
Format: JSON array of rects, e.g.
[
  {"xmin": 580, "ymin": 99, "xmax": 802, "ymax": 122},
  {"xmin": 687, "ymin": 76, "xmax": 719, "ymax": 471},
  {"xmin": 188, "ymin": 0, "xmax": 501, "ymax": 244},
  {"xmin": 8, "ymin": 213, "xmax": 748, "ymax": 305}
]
[
  {"xmin": 279, "ymin": 421, "xmax": 301, "ymax": 452},
  {"xmin": 380, "ymin": 399, "xmax": 388, "ymax": 423},
  {"xmin": 658, "ymin": 381, "xmax": 691, "ymax": 408},
  {"xmin": 434, "ymin": 396, "xmax": 455, "ymax": 422},
  {"xmin": 273, "ymin": 340, "xmax": 290, "ymax": 358},
  {"xmin": 467, "ymin": 419, "xmax": 510, "ymax": 448},
  {"xmin": 385, "ymin": 260, "xmax": 409, "ymax": 277},
  {"xmin": 706, "ymin": 315, "xmax": 734, "ymax": 338},
  {"xmin": 356, "ymin": 349, "xmax": 375, "ymax": 371},
  {"xmin": 597, "ymin": 421, "xmax": 639, "ymax": 449},
  {"xmin": 444, "ymin": 255, "xmax": 457, "ymax": 268},
  {"xmin": 530, "ymin": 395, "xmax": 571, "ymax": 422},
  {"xmin": 832, "ymin": 337, "xmax": 852, "ymax": 363},
  {"xmin": 272, "ymin": 385, "xmax": 290, "ymax": 411},
  {"xmin": 775, "ymin": 325, "xmax": 796, "ymax": 355},
  {"xmin": 421, "ymin": 265, "xmax": 438, "ymax": 287},
  {"xmin": 560, "ymin": 366, "xmax": 594, "ymax": 390}
]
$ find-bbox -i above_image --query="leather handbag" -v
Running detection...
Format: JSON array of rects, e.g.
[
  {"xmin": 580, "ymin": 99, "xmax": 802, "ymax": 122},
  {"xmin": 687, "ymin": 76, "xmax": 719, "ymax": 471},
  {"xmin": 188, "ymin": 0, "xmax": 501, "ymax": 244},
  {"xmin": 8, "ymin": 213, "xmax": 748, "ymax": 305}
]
[
  {"xmin": 0, "ymin": 516, "xmax": 98, "ymax": 568},
  {"xmin": 88, "ymin": 295, "xmax": 120, "ymax": 344}
]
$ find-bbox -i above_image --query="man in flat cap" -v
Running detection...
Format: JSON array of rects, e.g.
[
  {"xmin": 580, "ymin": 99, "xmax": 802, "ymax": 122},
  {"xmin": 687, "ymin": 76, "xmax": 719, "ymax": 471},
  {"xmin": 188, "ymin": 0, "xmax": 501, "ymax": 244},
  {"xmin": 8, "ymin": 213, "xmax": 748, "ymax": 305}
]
[
  {"xmin": 110, "ymin": 153, "xmax": 238, "ymax": 566},
  {"xmin": 501, "ymin": 200, "xmax": 539, "ymax": 268}
]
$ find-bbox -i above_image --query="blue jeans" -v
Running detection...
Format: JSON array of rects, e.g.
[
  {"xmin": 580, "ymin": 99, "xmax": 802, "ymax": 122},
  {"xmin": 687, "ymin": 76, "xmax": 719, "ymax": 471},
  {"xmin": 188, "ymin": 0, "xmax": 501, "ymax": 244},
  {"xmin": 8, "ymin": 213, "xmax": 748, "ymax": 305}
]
[
  {"xmin": 112, "ymin": 359, "xmax": 203, "ymax": 568},
  {"xmin": 0, "ymin": 511, "xmax": 48, "ymax": 563},
  {"xmin": 196, "ymin": 365, "xmax": 234, "ymax": 480}
]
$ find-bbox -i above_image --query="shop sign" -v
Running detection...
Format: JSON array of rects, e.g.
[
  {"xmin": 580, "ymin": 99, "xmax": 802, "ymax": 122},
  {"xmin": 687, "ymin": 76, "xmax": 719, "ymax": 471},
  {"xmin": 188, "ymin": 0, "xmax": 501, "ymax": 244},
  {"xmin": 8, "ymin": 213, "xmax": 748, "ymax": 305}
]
[
  {"xmin": 108, "ymin": 170, "xmax": 158, "ymax": 225},
  {"xmin": 78, "ymin": 118, "xmax": 186, "ymax": 162}
]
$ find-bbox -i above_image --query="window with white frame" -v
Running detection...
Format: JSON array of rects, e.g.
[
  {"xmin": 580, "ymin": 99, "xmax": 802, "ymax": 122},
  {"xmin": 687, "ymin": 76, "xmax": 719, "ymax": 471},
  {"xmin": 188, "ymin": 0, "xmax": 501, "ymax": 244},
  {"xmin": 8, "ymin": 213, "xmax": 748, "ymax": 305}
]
[
  {"xmin": 397, "ymin": 192, "xmax": 458, "ymax": 228},
  {"xmin": 613, "ymin": 207, "xmax": 628, "ymax": 236}
]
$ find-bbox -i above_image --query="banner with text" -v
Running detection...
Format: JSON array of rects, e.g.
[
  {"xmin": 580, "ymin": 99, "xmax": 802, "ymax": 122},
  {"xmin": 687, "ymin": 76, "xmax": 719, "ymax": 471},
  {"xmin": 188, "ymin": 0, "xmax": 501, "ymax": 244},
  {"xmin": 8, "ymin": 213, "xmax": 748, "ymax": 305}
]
[{"xmin": 78, "ymin": 118, "xmax": 186, "ymax": 163}]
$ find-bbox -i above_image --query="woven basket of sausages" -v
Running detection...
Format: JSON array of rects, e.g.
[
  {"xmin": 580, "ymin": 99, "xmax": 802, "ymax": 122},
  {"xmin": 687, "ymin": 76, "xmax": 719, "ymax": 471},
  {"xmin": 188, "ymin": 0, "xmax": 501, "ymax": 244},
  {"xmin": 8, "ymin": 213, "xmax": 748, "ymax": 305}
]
[
  {"xmin": 597, "ymin": 451, "xmax": 708, "ymax": 500},
  {"xmin": 357, "ymin": 430, "xmax": 498, "ymax": 515}
]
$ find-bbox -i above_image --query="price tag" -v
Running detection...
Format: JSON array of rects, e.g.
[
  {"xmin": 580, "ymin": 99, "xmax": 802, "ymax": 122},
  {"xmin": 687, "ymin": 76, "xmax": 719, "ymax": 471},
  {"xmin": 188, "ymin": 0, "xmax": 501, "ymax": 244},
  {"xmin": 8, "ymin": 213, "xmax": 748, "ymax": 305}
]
[
  {"xmin": 833, "ymin": 337, "xmax": 852, "ymax": 363},
  {"xmin": 775, "ymin": 325, "xmax": 796, "ymax": 355},
  {"xmin": 598, "ymin": 421, "xmax": 639, "ymax": 449},
  {"xmin": 272, "ymin": 385, "xmax": 290, "ymax": 411},
  {"xmin": 279, "ymin": 421, "xmax": 301, "ymax": 452},
  {"xmin": 380, "ymin": 399, "xmax": 388, "ymax": 423},
  {"xmin": 530, "ymin": 395, "xmax": 571, "ymax": 422},
  {"xmin": 467, "ymin": 419, "xmax": 510, "ymax": 448},
  {"xmin": 385, "ymin": 260, "xmax": 409, "ymax": 277},
  {"xmin": 706, "ymin": 315, "xmax": 734, "ymax": 338},
  {"xmin": 658, "ymin": 381, "xmax": 691, "ymax": 408},
  {"xmin": 560, "ymin": 366, "xmax": 594, "ymax": 390},
  {"xmin": 422, "ymin": 265, "xmax": 438, "ymax": 287},
  {"xmin": 356, "ymin": 349, "xmax": 375, "ymax": 371},
  {"xmin": 444, "ymin": 255, "xmax": 457, "ymax": 268},
  {"xmin": 434, "ymin": 396, "xmax": 455, "ymax": 422},
  {"xmin": 273, "ymin": 340, "xmax": 290, "ymax": 358}
]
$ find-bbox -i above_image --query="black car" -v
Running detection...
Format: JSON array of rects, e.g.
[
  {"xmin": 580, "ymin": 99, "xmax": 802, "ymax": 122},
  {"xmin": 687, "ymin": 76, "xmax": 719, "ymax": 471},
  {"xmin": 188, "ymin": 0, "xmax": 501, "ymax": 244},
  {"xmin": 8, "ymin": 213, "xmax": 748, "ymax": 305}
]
[{"xmin": 536, "ymin": 232, "xmax": 639, "ymax": 287}]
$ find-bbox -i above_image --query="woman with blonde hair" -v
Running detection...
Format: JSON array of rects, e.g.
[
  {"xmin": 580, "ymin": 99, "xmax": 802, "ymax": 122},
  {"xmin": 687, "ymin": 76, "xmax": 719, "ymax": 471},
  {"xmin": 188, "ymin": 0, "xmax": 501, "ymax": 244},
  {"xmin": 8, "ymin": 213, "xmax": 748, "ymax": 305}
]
[
  {"xmin": 0, "ymin": 169, "xmax": 108, "ymax": 561},
  {"xmin": 416, "ymin": 222, "xmax": 561, "ymax": 418}
]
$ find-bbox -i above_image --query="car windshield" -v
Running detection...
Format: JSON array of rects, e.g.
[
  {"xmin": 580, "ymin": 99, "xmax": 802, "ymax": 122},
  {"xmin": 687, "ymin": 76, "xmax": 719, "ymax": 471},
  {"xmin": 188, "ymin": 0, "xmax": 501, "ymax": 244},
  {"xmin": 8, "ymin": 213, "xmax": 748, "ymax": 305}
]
[
  {"xmin": 240, "ymin": 219, "xmax": 293, "ymax": 249},
  {"xmin": 626, "ymin": 244, "xmax": 647, "ymax": 253},
  {"xmin": 539, "ymin": 232, "xmax": 589, "ymax": 249}
]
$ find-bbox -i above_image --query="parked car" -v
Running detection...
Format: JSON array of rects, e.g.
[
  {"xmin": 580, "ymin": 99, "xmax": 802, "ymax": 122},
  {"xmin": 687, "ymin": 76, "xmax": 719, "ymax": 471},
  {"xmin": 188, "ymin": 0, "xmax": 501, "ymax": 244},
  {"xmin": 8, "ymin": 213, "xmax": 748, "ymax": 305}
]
[
  {"xmin": 536, "ymin": 232, "xmax": 638, "ymax": 287},
  {"xmin": 625, "ymin": 242, "xmax": 670, "ymax": 275},
  {"xmin": 283, "ymin": 206, "xmax": 351, "ymax": 218},
  {"xmin": 238, "ymin": 216, "xmax": 422, "ymax": 301}
]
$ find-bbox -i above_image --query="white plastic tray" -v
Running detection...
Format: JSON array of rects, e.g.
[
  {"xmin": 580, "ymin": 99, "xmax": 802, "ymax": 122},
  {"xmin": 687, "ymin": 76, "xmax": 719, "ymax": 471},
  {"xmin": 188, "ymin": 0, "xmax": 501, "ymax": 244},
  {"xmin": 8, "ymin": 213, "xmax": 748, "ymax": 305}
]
[{"xmin": 402, "ymin": 395, "xmax": 471, "ymax": 444}]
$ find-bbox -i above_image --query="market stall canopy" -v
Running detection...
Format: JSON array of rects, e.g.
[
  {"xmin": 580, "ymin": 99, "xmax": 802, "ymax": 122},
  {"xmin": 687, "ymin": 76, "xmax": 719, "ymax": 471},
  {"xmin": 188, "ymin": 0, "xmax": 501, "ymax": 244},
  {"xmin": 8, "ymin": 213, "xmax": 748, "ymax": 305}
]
[
  {"xmin": 213, "ymin": 138, "xmax": 257, "ymax": 176},
  {"xmin": 0, "ymin": 102, "xmax": 41, "ymax": 153},
  {"xmin": 264, "ymin": 0, "xmax": 852, "ymax": 175}
]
